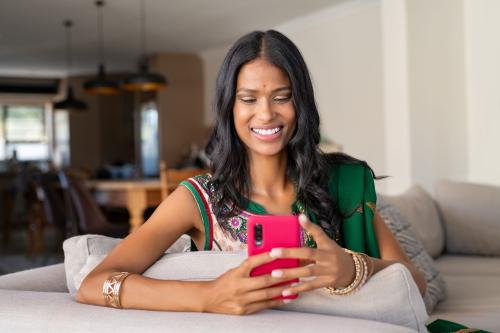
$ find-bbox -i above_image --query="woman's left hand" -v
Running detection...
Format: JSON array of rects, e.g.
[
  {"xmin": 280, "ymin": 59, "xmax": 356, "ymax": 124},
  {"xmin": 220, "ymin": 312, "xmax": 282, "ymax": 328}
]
[{"xmin": 269, "ymin": 214, "xmax": 356, "ymax": 297}]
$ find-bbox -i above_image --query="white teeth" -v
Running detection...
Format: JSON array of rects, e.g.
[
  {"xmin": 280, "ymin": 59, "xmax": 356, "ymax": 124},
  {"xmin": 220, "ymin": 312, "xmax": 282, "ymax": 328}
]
[{"xmin": 251, "ymin": 127, "xmax": 281, "ymax": 136}]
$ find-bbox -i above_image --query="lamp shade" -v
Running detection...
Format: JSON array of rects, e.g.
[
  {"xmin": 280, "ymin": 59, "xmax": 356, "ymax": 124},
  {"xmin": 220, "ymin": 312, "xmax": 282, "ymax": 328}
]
[
  {"xmin": 84, "ymin": 64, "xmax": 119, "ymax": 95},
  {"xmin": 53, "ymin": 86, "xmax": 88, "ymax": 111},
  {"xmin": 121, "ymin": 62, "xmax": 167, "ymax": 92}
]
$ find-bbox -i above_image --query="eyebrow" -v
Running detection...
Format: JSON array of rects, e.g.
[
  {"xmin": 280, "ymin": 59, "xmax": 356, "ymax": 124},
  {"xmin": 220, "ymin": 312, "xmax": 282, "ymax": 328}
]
[{"xmin": 236, "ymin": 86, "xmax": 291, "ymax": 93}]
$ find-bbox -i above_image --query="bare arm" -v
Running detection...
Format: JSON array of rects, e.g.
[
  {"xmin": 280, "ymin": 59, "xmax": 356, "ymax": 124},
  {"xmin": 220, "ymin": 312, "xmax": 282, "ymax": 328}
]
[{"xmin": 76, "ymin": 186, "xmax": 210, "ymax": 311}]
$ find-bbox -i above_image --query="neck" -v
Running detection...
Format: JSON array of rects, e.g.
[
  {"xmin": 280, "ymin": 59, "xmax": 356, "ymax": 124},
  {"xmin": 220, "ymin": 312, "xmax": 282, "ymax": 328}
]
[{"xmin": 248, "ymin": 152, "xmax": 290, "ymax": 199}]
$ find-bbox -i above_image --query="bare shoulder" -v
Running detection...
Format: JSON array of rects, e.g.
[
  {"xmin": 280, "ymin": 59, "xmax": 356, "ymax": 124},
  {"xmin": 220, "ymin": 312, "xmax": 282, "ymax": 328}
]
[{"xmin": 91, "ymin": 185, "xmax": 202, "ymax": 275}]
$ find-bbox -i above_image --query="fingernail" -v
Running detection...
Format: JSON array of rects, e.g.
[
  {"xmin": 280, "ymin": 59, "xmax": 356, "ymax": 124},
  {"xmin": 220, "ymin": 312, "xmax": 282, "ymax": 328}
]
[
  {"xmin": 271, "ymin": 270, "xmax": 283, "ymax": 278},
  {"xmin": 298, "ymin": 214, "xmax": 308, "ymax": 226},
  {"xmin": 283, "ymin": 299, "xmax": 293, "ymax": 304},
  {"xmin": 270, "ymin": 248, "xmax": 283, "ymax": 258},
  {"xmin": 282, "ymin": 289, "xmax": 293, "ymax": 297},
  {"xmin": 290, "ymin": 282, "xmax": 300, "ymax": 288}
]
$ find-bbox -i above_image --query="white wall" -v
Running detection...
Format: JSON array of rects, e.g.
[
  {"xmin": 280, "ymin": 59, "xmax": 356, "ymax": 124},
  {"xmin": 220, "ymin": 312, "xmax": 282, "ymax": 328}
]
[
  {"xmin": 381, "ymin": 0, "xmax": 412, "ymax": 194},
  {"xmin": 406, "ymin": 0, "xmax": 469, "ymax": 191},
  {"xmin": 464, "ymin": 0, "xmax": 500, "ymax": 186}
]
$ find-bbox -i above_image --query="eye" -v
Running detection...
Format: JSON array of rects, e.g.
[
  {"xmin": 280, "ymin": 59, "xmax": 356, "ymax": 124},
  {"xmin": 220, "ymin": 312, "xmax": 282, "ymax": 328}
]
[
  {"xmin": 273, "ymin": 95, "xmax": 292, "ymax": 104},
  {"xmin": 239, "ymin": 96, "xmax": 256, "ymax": 104}
]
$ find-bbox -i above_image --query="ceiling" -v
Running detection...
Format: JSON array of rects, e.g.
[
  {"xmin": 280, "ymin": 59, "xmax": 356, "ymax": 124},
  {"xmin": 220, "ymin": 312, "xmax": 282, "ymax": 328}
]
[{"xmin": 0, "ymin": 0, "xmax": 345, "ymax": 78}]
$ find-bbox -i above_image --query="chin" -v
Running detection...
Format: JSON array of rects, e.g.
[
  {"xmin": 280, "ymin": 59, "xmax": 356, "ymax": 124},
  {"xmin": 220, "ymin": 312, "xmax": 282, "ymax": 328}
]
[{"xmin": 249, "ymin": 144, "xmax": 287, "ymax": 157}]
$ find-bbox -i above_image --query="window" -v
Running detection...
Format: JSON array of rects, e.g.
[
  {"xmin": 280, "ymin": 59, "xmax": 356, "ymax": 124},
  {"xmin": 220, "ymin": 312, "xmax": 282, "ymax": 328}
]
[
  {"xmin": 53, "ymin": 110, "xmax": 70, "ymax": 167},
  {"xmin": 140, "ymin": 101, "xmax": 159, "ymax": 177},
  {"xmin": 0, "ymin": 104, "xmax": 51, "ymax": 161}
]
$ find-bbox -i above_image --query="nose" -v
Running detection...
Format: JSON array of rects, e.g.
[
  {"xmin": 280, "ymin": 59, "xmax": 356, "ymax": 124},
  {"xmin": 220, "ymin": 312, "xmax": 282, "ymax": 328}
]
[{"xmin": 255, "ymin": 98, "xmax": 275, "ymax": 122}]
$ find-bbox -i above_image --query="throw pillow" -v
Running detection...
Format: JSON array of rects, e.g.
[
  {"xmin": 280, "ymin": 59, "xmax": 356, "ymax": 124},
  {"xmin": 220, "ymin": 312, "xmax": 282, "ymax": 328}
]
[
  {"xmin": 377, "ymin": 196, "xmax": 447, "ymax": 313},
  {"xmin": 381, "ymin": 185, "xmax": 444, "ymax": 258},
  {"xmin": 63, "ymin": 234, "xmax": 190, "ymax": 294},
  {"xmin": 70, "ymin": 248, "xmax": 427, "ymax": 332}
]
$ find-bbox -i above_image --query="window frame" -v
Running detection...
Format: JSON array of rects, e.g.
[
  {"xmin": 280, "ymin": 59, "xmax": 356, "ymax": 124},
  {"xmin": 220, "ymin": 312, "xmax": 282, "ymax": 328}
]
[{"xmin": 0, "ymin": 100, "xmax": 54, "ymax": 161}]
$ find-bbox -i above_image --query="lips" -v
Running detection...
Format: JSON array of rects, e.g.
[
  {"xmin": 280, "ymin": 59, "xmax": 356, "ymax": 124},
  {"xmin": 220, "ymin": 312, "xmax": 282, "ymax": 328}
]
[
  {"xmin": 250, "ymin": 126, "xmax": 284, "ymax": 141},
  {"xmin": 251, "ymin": 126, "xmax": 282, "ymax": 136}
]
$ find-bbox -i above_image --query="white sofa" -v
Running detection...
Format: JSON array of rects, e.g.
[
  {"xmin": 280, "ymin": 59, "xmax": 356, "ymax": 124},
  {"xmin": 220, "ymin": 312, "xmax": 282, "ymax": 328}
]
[
  {"xmin": 381, "ymin": 180, "xmax": 500, "ymax": 332},
  {"xmin": 0, "ymin": 180, "xmax": 499, "ymax": 332}
]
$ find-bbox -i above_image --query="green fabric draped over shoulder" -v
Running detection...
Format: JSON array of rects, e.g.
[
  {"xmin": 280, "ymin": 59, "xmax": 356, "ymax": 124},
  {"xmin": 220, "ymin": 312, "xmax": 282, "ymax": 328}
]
[{"xmin": 329, "ymin": 162, "xmax": 381, "ymax": 258}]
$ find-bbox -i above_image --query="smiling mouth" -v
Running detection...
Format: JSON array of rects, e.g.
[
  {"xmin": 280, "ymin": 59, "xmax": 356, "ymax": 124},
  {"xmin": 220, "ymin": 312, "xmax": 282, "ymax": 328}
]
[{"xmin": 250, "ymin": 126, "xmax": 283, "ymax": 136}]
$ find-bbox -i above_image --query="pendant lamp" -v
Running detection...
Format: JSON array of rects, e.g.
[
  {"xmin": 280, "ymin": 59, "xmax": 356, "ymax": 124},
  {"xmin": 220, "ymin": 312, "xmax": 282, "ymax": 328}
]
[
  {"xmin": 53, "ymin": 20, "xmax": 88, "ymax": 111},
  {"xmin": 121, "ymin": 0, "xmax": 167, "ymax": 91},
  {"xmin": 84, "ymin": 0, "xmax": 119, "ymax": 95}
]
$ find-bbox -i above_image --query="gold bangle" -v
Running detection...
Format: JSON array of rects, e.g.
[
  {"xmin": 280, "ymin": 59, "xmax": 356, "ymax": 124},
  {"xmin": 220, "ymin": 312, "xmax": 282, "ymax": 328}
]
[
  {"xmin": 359, "ymin": 252, "xmax": 374, "ymax": 278},
  {"xmin": 355, "ymin": 253, "xmax": 369, "ymax": 293},
  {"xmin": 325, "ymin": 249, "xmax": 364, "ymax": 296},
  {"xmin": 102, "ymin": 272, "xmax": 131, "ymax": 309}
]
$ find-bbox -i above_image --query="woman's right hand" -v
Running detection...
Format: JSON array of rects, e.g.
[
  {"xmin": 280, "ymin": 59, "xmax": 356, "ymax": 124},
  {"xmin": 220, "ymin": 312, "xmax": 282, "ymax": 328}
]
[{"xmin": 202, "ymin": 252, "xmax": 299, "ymax": 315}]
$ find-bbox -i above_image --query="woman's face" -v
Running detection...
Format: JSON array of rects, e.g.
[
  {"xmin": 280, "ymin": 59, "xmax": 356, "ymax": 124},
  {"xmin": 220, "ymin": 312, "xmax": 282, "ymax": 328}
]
[{"xmin": 233, "ymin": 58, "xmax": 296, "ymax": 158}]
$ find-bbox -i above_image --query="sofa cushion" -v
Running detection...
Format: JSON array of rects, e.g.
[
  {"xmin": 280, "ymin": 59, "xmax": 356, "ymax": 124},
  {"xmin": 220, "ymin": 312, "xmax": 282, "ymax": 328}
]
[
  {"xmin": 68, "ymin": 236, "xmax": 427, "ymax": 332},
  {"xmin": 377, "ymin": 197, "xmax": 446, "ymax": 313},
  {"xmin": 434, "ymin": 254, "xmax": 500, "ymax": 276},
  {"xmin": 0, "ymin": 290, "xmax": 417, "ymax": 333},
  {"xmin": 429, "ymin": 275, "xmax": 500, "ymax": 332},
  {"xmin": 381, "ymin": 185, "xmax": 444, "ymax": 258},
  {"xmin": 434, "ymin": 180, "xmax": 500, "ymax": 256},
  {"xmin": 62, "ymin": 234, "xmax": 190, "ymax": 294},
  {"xmin": 0, "ymin": 263, "xmax": 67, "ymax": 292}
]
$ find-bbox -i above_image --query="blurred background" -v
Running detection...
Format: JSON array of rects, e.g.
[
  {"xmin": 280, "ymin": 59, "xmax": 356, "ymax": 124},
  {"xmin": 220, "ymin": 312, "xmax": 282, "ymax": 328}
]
[{"xmin": 1, "ymin": 0, "xmax": 499, "ymax": 274}]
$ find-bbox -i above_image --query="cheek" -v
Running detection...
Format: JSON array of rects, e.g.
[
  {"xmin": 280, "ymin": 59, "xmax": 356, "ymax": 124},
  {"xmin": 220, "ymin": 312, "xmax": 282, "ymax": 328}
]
[
  {"xmin": 233, "ymin": 107, "xmax": 250, "ymax": 137},
  {"xmin": 286, "ymin": 109, "xmax": 297, "ymax": 135}
]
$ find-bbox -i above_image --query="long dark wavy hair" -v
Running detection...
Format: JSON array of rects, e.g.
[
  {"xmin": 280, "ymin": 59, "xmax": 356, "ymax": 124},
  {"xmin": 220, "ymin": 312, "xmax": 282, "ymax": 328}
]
[{"xmin": 205, "ymin": 30, "xmax": 374, "ymax": 239}]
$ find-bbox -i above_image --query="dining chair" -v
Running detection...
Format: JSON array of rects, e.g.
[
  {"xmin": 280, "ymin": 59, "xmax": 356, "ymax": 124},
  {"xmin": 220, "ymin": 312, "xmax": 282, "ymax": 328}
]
[
  {"xmin": 58, "ymin": 171, "xmax": 129, "ymax": 238},
  {"xmin": 159, "ymin": 161, "xmax": 209, "ymax": 200},
  {"xmin": 1, "ymin": 166, "xmax": 40, "ymax": 254}
]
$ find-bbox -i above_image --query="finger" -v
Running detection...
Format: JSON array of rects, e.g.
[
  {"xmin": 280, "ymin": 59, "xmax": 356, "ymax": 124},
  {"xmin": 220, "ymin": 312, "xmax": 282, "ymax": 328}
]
[
  {"xmin": 246, "ymin": 271, "xmax": 301, "ymax": 290},
  {"xmin": 269, "ymin": 264, "xmax": 320, "ymax": 281},
  {"xmin": 299, "ymin": 259, "xmax": 315, "ymax": 267},
  {"xmin": 242, "ymin": 298, "xmax": 288, "ymax": 315},
  {"xmin": 239, "ymin": 252, "xmax": 277, "ymax": 276},
  {"xmin": 269, "ymin": 246, "xmax": 319, "ymax": 261},
  {"xmin": 281, "ymin": 276, "xmax": 331, "ymax": 297},
  {"xmin": 298, "ymin": 214, "xmax": 335, "ymax": 248},
  {"xmin": 243, "ymin": 283, "xmax": 293, "ymax": 303}
]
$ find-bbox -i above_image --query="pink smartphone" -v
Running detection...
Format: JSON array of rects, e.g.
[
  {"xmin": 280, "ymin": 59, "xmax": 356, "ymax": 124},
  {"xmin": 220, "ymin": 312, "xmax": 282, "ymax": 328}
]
[{"xmin": 247, "ymin": 215, "xmax": 300, "ymax": 300}]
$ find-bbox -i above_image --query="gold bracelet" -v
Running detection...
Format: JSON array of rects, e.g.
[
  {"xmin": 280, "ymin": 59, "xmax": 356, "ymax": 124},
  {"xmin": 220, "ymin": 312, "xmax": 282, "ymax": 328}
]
[
  {"xmin": 102, "ymin": 272, "xmax": 131, "ymax": 309},
  {"xmin": 358, "ymin": 252, "xmax": 374, "ymax": 278},
  {"xmin": 355, "ymin": 253, "xmax": 369, "ymax": 293},
  {"xmin": 325, "ymin": 249, "xmax": 364, "ymax": 296}
]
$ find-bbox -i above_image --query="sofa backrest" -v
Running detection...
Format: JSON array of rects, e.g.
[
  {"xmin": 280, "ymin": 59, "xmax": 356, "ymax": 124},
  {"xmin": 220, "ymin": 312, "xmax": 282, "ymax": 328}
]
[
  {"xmin": 434, "ymin": 180, "xmax": 500, "ymax": 256},
  {"xmin": 379, "ymin": 185, "xmax": 444, "ymax": 258}
]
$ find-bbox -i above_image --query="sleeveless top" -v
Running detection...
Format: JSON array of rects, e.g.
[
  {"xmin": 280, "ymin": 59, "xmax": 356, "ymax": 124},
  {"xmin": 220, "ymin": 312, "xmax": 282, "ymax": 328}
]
[{"xmin": 180, "ymin": 162, "xmax": 380, "ymax": 258}]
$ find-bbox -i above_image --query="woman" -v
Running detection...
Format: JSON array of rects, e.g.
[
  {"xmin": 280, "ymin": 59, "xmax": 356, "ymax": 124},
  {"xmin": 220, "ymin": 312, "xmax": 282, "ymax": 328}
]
[{"xmin": 77, "ymin": 30, "xmax": 426, "ymax": 315}]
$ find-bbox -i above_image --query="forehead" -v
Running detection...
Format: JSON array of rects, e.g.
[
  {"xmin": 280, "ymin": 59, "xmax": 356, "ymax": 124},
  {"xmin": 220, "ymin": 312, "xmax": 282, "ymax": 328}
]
[{"xmin": 236, "ymin": 58, "xmax": 290, "ymax": 89}]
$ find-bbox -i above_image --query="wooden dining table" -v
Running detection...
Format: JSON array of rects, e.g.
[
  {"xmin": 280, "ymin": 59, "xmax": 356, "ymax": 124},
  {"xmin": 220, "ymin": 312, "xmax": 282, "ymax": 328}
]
[{"xmin": 86, "ymin": 179, "xmax": 175, "ymax": 233}]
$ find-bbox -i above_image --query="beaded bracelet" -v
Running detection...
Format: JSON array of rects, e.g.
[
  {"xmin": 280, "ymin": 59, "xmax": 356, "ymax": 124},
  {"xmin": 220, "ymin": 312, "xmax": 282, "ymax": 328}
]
[{"xmin": 102, "ymin": 272, "xmax": 131, "ymax": 309}]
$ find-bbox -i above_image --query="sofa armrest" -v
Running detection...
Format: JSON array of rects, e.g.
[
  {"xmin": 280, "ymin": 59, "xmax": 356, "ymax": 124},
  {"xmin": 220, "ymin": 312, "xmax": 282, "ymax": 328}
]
[
  {"xmin": 0, "ymin": 263, "xmax": 68, "ymax": 293},
  {"xmin": 0, "ymin": 290, "xmax": 417, "ymax": 333}
]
